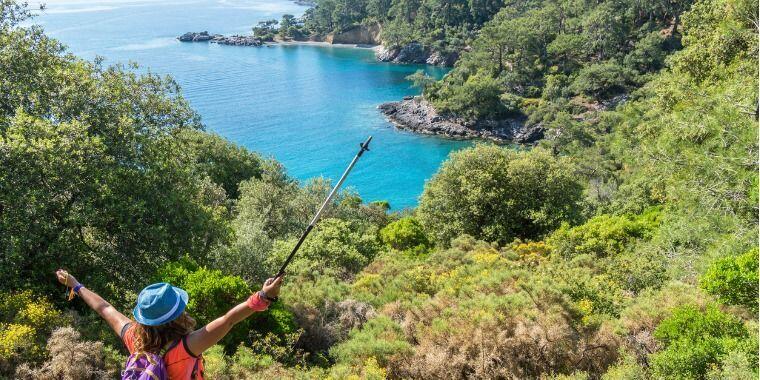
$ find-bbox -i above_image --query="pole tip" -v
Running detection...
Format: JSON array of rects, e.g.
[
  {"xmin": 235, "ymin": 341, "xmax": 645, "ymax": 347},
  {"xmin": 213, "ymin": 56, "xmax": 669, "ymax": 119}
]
[{"xmin": 361, "ymin": 136, "xmax": 372, "ymax": 151}]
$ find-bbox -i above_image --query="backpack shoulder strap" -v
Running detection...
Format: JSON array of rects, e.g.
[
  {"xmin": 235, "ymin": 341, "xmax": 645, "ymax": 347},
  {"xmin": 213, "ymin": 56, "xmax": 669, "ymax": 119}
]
[{"xmin": 162, "ymin": 339, "xmax": 181, "ymax": 357}]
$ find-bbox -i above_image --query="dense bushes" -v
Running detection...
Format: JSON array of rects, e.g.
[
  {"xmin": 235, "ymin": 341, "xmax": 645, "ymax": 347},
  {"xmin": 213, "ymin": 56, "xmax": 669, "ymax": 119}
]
[
  {"xmin": 419, "ymin": 145, "xmax": 584, "ymax": 245},
  {"xmin": 268, "ymin": 218, "xmax": 382, "ymax": 279},
  {"xmin": 548, "ymin": 208, "xmax": 661, "ymax": 259},
  {"xmin": 15, "ymin": 327, "xmax": 121, "ymax": 380},
  {"xmin": 379, "ymin": 217, "xmax": 430, "ymax": 252},
  {"xmin": 0, "ymin": 3, "xmax": 242, "ymax": 305},
  {"xmin": 650, "ymin": 305, "xmax": 757, "ymax": 379},
  {"xmin": 700, "ymin": 249, "xmax": 759, "ymax": 312}
]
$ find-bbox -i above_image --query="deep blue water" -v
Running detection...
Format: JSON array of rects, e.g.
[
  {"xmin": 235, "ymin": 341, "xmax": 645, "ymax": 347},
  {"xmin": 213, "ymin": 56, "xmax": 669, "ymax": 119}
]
[{"xmin": 31, "ymin": 0, "xmax": 471, "ymax": 209}]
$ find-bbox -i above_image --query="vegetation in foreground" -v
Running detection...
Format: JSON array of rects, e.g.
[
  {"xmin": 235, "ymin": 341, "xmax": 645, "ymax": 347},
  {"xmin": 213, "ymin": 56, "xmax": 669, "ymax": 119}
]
[{"xmin": 0, "ymin": 0, "xmax": 757, "ymax": 379}]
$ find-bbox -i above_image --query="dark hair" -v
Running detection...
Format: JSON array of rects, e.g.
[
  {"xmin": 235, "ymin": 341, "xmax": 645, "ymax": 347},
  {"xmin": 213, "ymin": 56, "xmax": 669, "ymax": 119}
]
[{"xmin": 132, "ymin": 312, "xmax": 196, "ymax": 353}]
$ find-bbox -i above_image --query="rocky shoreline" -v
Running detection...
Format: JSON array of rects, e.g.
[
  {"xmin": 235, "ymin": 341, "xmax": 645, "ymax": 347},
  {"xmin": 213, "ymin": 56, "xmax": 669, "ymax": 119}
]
[
  {"xmin": 378, "ymin": 97, "xmax": 544, "ymax": 144},
  {"xmin": 177, "ymin": 26, "xmax": 458, "ymax": 66},
  {"xmin": 375, "ymin": 43, "xmax": 459, "ymax": 66}
]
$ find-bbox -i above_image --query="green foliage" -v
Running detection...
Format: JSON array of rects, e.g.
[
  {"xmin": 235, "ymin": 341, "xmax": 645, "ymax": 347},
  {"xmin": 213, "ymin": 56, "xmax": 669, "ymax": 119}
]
[
  {"xmin": 155, "ymin": 259, "xmax": 250, "ymax": 320},
  {"xmin": 406, "ymin": 70, "xmax": 436, "ymax": 95},
  {"xmin": 429, "ymin": 73, "xmax": 511, "ymax": 119},
  {"xmin": 379, "ymin": 216, "xmax": 430, "ymax": 252},
  {"xmin": 278, "ymin": 14, "xmax": 301, "ymax": 39},
  {"xmin": 419, "ymin": 145, "xmax": 584, "ymax": 245},
  {"xmin": 424, "ymin": 0, "xmax": 692, "ymax": 121},
  {"xmin": 605, "ymin": 0, "xmax": 758, "ymax": 282},
  {"xmin": 303, "ymin": 0, "xmax": 497, "ymax": 54},
  {"xmin": 329, "ymin": 316, "xmax": 412, "ymax": 366},
  {"xmin": 0, "ymin": 5, "xmax": 236, "ymax": 305},
  {"xmin": 176, "ymin": 129, "xmax": 263, "ymax": 200},
  {"xmin": 651, "ymin": 304, "xmax": 757, "ymax": 379},
  {"xmin": 252, "ymin": 19, "xmax": 279, "ymax": 41},
  {"xmin": 549, "ymin": 208, "xmax": 661, "ymax": 259},
  {"xmin": 700, "ymin": 248, "xmax": 759, "ymax": 312},
  {"xmin": 569, "ymin": 62, "xmax": 636, "ymax": 99},
  {"xmin": 2, "ymin": 0, "xmax": 759, "ymax": 378},
  {"xmin": 268, "ymin": 218, "xmax": 381, "ymax": 279}
]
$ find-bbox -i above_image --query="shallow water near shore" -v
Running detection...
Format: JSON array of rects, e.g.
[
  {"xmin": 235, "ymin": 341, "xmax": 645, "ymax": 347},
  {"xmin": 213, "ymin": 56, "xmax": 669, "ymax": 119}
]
[{"xmin": 32, "ymin": 0, "xmax": 471, "ymax": 209}]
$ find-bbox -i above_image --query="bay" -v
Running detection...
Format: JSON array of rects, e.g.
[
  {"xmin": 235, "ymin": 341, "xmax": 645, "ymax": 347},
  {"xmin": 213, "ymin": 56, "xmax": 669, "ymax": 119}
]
[{"xmin": 32, "ymin": 0, "xmax": 471, "ymax": 209}]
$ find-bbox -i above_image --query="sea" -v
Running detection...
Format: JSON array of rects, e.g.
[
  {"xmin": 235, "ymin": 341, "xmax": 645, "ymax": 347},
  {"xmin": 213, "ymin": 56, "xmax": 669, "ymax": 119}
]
[{"xmin": 30, "ymin": 0, "xmax": 472, "ymax": 209}]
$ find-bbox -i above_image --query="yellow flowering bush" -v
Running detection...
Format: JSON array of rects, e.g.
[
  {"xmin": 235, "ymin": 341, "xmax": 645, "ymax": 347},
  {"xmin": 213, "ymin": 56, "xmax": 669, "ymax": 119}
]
[{"xmin": 0, "ymin": 291, "xmax": 65, "ymax": 370}]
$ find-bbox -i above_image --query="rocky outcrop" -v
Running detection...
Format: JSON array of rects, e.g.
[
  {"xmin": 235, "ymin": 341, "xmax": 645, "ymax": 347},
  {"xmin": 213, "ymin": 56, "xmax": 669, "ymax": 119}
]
[
  {"xmin": 325, "ymin": 23, "xmax": 380, "ymax": 45},
  {"xmin": 178, "ymin": 31, "xmax": 218, "ymax": 42},
  {"xmin": 178, "ymin": 32, "xmax": 263, "ymax": 46},
  {"xmin": 426, "ymin": 50, "xmax": 459, "ymax": 66},
  {"xmin": 378, "ymin": 97, "xmax": 544, "ymax": 144},
  {"xmin": 212, "ymin": 35, "xmax": 264, "ymax": 46},
  {"xmin": 376, "ymin": 42, "xmax": 459, "ymax": 66}
]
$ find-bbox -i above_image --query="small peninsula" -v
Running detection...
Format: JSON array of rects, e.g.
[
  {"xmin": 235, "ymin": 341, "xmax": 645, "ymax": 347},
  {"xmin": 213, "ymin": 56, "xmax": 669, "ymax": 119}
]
[{"xmin": 378, "ymin": 97, "xmax": 542, "ymax": 144}]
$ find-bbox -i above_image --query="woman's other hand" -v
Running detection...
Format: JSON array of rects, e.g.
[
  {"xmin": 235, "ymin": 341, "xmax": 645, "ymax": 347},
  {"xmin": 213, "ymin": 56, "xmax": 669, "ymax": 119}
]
[{"xmin": 56, "ymin": 269, "xmax": 79, "ymax": 287}]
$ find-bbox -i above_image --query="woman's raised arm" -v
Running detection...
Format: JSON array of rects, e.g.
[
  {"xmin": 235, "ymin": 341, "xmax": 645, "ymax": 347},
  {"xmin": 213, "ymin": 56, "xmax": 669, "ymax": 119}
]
[
  {"xmin": 55, "ymin": 269, "xmax": 131, "ymax": 337},
  {"xmin": 186, "ymin": 276, "xmax": 283, "ymax": 355}
]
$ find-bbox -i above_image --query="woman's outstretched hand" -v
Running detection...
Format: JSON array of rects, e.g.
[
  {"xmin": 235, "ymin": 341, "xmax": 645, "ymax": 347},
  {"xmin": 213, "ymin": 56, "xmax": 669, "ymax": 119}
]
[
  {"xmin": 55, "ymin": 269, "xmax": 80, "ymax": 288},
  {"xmin": 262, "ymin": 275, "xmax": 284, "ymax": 298}
]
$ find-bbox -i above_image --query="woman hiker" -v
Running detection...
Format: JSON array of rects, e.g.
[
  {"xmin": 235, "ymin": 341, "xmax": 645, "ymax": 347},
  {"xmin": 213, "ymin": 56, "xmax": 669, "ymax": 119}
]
[{"xmin": 55, "ymin": 269, "xmax": 283, "ymax": 379}]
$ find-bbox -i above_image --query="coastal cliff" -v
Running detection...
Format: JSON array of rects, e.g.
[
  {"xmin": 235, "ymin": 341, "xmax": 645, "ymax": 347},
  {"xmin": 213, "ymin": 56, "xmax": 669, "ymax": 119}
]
[
  {"xmin": 378, "ymin": 97, "xmax": 544, "ymax": 144},
  {"xmin": 324, "ymin": 23, "xmax": 380, "ymax": 45}
]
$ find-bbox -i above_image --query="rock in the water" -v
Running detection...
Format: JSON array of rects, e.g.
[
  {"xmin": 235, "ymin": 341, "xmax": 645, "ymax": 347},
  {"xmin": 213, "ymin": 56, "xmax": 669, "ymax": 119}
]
[
  {"xmin": 378, "ymin": 97, "xmax": 543, "ymax": 144},
  {"xmin": 212, "ymin": 35, "xmax": 263, "ymax": 46},
  {"xmin": 178, "ymin": 31, "xmax": 215, "ymax": 42},
  {"xmin": 178, "ymin": 32, "xmax": 262, "ymax": 46}
]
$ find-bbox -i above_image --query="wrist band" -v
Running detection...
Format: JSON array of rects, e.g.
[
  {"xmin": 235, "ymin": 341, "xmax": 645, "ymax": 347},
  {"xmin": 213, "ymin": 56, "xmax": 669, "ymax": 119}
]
[
  {"xmin": 246, "ymin": 292, "xmax": 270, "ymax": 312},
  {"xmin": 73, "ymin": 284, "xmax": 84, "ymax": 294},
  {"xmin": 260, "ymin": 290, "xmax": 278, "ymax": 303}
]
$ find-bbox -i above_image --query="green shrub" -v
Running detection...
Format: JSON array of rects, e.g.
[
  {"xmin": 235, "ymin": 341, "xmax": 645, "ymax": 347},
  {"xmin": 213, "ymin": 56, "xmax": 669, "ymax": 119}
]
[
  {"xmin": 569, "ymin": 62, "xmax": 636, "ymax": 98},
  {"xmin": 700, "ymin": 248, "xmax": 758, "ymax": 312},
  {"xmin": 549, "ymin": 209, "xmax": 660, "ymax": 259},
  {"xmin": 380, "ymin": 217, "xmax": 430, "ymax": 252},
  {"xmin": 431, "ymin": 73, "xmax": 508, "ymax": 119},
  {"xmin": 330, "ymin": 316, "xmax": 412, "ymax": 367},
  {"xmin": 268, "ymin": 218, "xmax": 381, "ymax": 279},
  {"xmin": 201, "ymin": 345, "xmax": 229, "ymax": 378},
  {"xmin": 419, "ymin": 145, "xmax": 584, "ymax": 245},
  {"xmin": 650, "ymin": 304, "xmax": 756, "ymax": 379}
]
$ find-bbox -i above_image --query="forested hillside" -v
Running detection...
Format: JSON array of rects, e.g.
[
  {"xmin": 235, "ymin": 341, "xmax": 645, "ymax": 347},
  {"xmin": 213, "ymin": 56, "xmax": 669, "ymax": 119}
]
[
  {"xmin": 301, "ymin": 0, "xmax": 503, "ymax": 55},
  {"xmin": 1, "ymin": 0, "xmax": 757, "ymax": 379},
  {"xmin": 423, "ymin": 0, "xmax": 692, "ymax": 120}
]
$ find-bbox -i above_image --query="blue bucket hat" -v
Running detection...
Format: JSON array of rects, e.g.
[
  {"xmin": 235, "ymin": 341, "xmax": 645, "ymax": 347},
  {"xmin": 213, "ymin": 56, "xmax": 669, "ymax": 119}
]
[{"xmin": 133, "ymin": 283, "xmax": 189, "ymax": 326}]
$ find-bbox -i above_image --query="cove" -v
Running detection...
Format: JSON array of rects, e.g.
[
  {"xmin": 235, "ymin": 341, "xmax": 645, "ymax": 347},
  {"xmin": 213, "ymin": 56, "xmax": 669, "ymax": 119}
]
[{"xmin": 34, "ymin": 0, "xmax": 471, "ymax": 209}]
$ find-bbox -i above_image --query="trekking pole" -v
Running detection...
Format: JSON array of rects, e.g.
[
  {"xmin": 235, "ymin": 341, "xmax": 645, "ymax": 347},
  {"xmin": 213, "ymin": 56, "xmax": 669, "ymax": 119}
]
[{"xmin": 274, "ymin": 136, "xmax": 373, "ymax": 278}]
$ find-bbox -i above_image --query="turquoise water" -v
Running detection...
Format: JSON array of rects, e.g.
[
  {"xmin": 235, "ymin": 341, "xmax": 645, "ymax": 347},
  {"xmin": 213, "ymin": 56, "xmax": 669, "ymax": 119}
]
[{"xmin": 32, "ymin": 0, "xmax": 470, "ymax": 209}]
